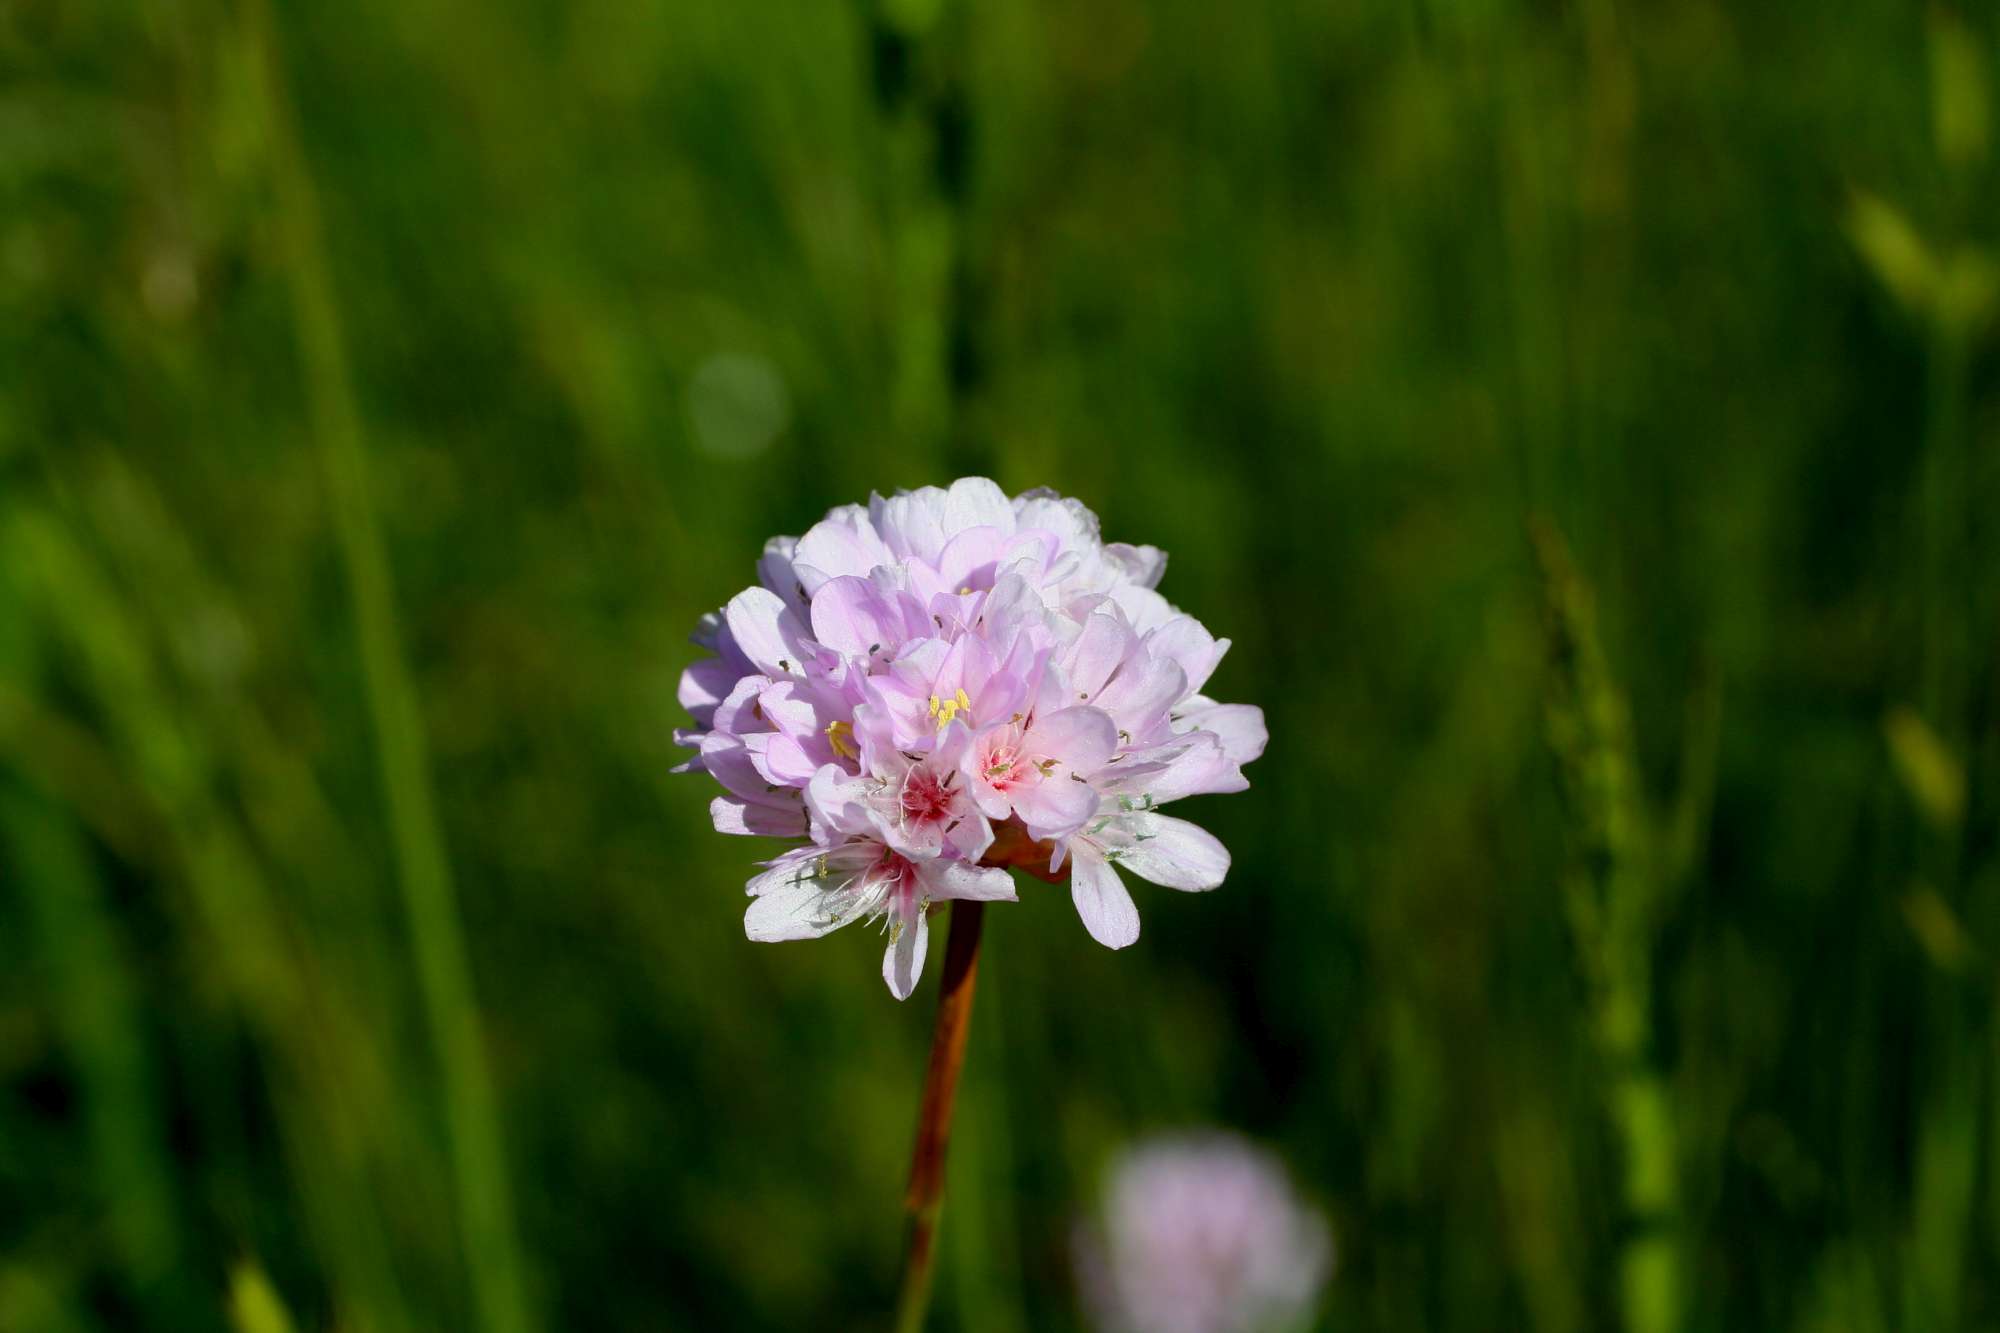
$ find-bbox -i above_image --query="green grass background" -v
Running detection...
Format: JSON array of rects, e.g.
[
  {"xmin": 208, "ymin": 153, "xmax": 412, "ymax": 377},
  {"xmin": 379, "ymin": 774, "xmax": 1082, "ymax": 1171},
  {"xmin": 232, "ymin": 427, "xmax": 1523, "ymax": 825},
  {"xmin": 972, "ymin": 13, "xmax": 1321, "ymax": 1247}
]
[{"xmin": 5, "ymin": 1, "xmax": 2000, "ymax": 1329}]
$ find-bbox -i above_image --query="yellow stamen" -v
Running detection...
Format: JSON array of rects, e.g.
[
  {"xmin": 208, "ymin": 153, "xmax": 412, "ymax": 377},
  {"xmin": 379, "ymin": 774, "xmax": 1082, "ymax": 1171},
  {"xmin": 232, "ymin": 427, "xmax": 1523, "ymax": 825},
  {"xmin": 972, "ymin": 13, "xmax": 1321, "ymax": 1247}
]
[
  {"xmin": 926, "ymin": 687, "xmax": 975, "ymax": 729},
  {"xmin": 826, "ymin": 719, "xmax": 858, "ymax": 760}
]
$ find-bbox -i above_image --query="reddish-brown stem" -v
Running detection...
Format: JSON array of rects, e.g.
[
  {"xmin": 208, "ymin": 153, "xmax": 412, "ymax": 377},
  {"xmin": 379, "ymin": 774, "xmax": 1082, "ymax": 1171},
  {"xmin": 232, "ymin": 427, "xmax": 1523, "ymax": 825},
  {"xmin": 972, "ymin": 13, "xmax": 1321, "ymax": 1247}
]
[{"xmin": 892, "ymin": 899, "xmax": 987, "ymax": 1333}]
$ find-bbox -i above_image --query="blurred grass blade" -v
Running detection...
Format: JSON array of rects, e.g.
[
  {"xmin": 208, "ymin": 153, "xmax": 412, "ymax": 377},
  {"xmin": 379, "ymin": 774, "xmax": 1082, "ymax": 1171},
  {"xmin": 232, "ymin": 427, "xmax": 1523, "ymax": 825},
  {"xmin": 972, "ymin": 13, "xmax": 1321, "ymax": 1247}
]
[
  {"xmin": 1884, "ymin": 705, "xmax": 1964, "ymax": 830},
  {"xmin": 1845, "ymin": 191, "xmax": 1937, "ymax": 318},
  {"xmin": 1936, "ymin": 245, "xmax": 2000, "ymax": 340},
  {"xmin": 1531, "ymin": 517, "xmax": 1682, "ymax": 1333},
  {"xmin": 2, "ymin": 785, "xmax": 181, "ymax": 1295},
  {"xmin": 1900, "ymin": 885, "xmax": 1977, "ymax": 975},
  {"xmin": 229, "ymin": 1263, "xmax": 300, "ymax": 1333},
  {"xmin": 1929, "ymin": 12, "xmax": 1989, "ymax": 172},
  {"xmin": 2, "ymin": 501, "xmax": 418, "ymax": 1329},
  {"xmin": 237, "ymin": 3, "xmax": 535, "ymax": 1329}
]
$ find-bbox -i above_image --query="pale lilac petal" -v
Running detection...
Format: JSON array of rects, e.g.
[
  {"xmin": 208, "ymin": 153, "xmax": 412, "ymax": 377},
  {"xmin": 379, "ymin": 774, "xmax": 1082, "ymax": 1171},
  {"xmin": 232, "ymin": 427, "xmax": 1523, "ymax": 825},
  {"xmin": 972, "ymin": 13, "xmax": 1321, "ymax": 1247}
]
[
  {"xmin": 676, "ymin": 657, "xmax": 737, "ymax": 727},
  {"xmin": 934, "ymin": 634, "xmax": 996, "ymax": 721},
  {"xmin": 755, "ymin": 733, "xmax": 820, "ymax": 786},
  {"xmin": 1102, "ymin": 733, "xmax": 1247, "ymax": 805},
  {"xmin": 933, "ymin": 525, "xmax": 1008, "ymax": 593},
  {"xmin": 1102, "ymin": 542, "xmax": 1167, "ymax": 588},
  {"xmin": 958, "ymin": 636, "xmax": 1023, "ymax": 724},
  {"xmin": 738, "ymin": 734, "xmax": 789, "ymax": 787},
  {"xmin": 850, "ymin": 700, "xmax": 906, "ymax": 774},
  {"xmin": 1015, "ymin": 772, "xmax": 1104, "ymax": 842},
  {"xmin": 1091, "ymin": 658, "xmax": 1187, "ymax": 741},
  {"xmin": 724, "ymin": 587, "xmax": 811, "ymax": 678},
  {"xmin": 700, "ymin": 734, "xmax": 798, "ymax": 806},
  {"xmin": 946, "ymin": 810, "xmax": 995, "ymax": 863},
  {"xmin": 964, "ymin": 647, "xmax": 1035, "ymax": 731},
  {"xmin": 1012, "ymin": 489, "xmax": 1100, "ymax": 551},
  {"xmin": 806, "ymin": 765, "xmax": 875, "ymax": 839},
  {"xmin": 931, "ymin": 719, "xmax": 974, "ymax": 769},
  {"xmin": 1106, "ymin": 583, "xmax": 1177, "ymax": 635},
  {"xmin": 976, "ymin": 571, "xmax": 1053, "ymax": 654},
  {"xmin": 711, "ymin": 674, "xmax": 773, "ymax": 736},
  {"xmin": 1071, "ymin": 854, "xmax": 1140, "ymax": 948},
  {"xmin": 757, "ymin": 536, "xmax": 809, "ymax": 617},
  {"xmin": 875, "ymin": 479, "xmax": 1012, "ymax": 566},
  {"xmin": 871, "ymin": 487, "xmax": 952, "ymax": 563},
  {"xmin": 964, "ymin": 769, "xmax": 1014, "ymax": 822},
  {"xmin": 924, "ymin": 859, "xmax": 1019, "ymax": 902},
  {"xmin": 1066, "ymin": 613, "xmax": 1135, "ymax": 702},
  {"xmin": 792, "ymin": 505, "xmax": 893, "ymax": 593},
  {"xmin": 1175, "ymin": 700, "xmax": 1268, "ymax": 765},
  {"xmin": 809, "ymin": 575, "xmax": 922, "ymax": 658},
  {"xmin": 1144, "ymin": 617, "xmax": 1227, "ymax": 698},
  {"xmin": 1032, "ymin": 706, "xmax": 1120, "ymax": 773},
  {"xmin": 944, "ymin": 477, "xmax": 1015, "ymax": 534},
  {"xmin": 995, "ymin": 529, "xmax": 1060, "ymax": 584},
  {"xmin": 889, "ymin": 636, "xmax": 951, "ymax": 678},
  {"xmin": 712, "ymin": 795, "xmax": 807, "ymax": 838},
  {"xmin": 750, "ymin": 680, "xmax": 823, "ymax": 738}
]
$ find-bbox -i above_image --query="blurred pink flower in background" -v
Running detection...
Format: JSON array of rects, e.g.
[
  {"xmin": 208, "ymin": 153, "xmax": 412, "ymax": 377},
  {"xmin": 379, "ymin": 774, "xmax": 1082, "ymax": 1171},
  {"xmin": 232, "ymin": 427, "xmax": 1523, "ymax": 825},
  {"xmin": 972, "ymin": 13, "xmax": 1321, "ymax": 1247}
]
[{"xmin": 1076, "ymin": 1132, "xmax": 1332, "ymax": 1333}]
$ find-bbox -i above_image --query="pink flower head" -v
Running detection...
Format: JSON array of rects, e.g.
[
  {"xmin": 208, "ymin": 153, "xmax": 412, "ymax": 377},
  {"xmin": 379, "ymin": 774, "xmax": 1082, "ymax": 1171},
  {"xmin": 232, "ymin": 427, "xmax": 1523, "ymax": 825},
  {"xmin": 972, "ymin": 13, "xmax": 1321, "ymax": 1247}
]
[
  {"xmin": 677, "ymin": 478, "xmax": 1267, "ymax": 996},
  {"xmin": 1075, "ymin": 1133, "xmax": 1332, "ymax": 1333}
]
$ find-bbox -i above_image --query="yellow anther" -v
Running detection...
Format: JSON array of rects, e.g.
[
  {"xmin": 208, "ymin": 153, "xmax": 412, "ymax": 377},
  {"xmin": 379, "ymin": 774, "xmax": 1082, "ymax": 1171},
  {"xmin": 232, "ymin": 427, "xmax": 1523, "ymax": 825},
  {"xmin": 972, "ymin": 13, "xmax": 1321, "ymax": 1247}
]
[
  {"xmin": 826, "ymin": 719, "xmax": 858, "ymax": 760},
  {"xmin": 927, "ymin": 687, "xmax": 974, "ymax": 729}
]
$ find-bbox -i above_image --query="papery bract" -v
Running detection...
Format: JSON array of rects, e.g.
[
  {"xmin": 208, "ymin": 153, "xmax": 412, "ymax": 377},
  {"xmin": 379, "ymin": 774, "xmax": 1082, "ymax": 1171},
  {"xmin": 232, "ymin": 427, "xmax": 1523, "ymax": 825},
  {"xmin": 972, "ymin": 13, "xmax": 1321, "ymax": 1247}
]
[{"xmin": 677, "ymin": 478, "xmax": 1266, "ymax": 996}]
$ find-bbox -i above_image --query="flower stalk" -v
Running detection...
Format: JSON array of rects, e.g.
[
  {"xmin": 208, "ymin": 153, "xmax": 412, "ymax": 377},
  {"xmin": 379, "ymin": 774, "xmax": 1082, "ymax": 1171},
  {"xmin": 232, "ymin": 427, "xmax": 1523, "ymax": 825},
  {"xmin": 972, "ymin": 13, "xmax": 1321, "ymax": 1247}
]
[{"xmin": 893, "ymin": 899, "xmax": 987, "ymax": 1333}]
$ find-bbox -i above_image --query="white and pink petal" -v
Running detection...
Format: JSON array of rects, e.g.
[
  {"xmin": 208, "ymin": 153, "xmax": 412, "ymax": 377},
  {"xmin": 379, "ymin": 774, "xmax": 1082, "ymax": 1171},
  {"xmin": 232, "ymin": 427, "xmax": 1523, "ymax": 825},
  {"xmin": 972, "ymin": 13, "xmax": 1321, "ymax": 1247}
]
[
  {"xmin": 1070, "ymin": 853, "xmax": 1140, "ymax": 949},
  {"xmin": 882, "ymin": 907, "xmax": 930, "ymax": 999},
  {"xmin": 744, "ymin": 852, "xmax": 862, "ymax": 941},
  {"xmin": 1100, "ymin": 814, "xmax": 1230, "ymax": 891}
]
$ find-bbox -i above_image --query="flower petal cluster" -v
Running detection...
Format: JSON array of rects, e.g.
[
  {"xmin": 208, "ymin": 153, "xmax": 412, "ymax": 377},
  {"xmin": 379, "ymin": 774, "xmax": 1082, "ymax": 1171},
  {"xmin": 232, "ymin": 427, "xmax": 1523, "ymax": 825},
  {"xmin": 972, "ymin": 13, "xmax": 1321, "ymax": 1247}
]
[
  {"xmin": 676, "ymin": 478, "xmax": 1266, "ymax": 997},
  {"xmin": 1075, "ymin": 1133, "xmax": 1332, "ymax": 1333}
]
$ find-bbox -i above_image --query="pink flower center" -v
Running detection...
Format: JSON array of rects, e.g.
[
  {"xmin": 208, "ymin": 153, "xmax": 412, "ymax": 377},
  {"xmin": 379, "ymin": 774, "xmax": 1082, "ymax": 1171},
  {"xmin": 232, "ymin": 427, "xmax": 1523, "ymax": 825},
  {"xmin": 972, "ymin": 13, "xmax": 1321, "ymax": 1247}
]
[
  {"xmin": 979, "ymin": 730, "xmax": 1028, "ymax": 791},
  {"xmin": 899, "ymin": 766, "xmax": 957, "ymax": 824},
  {"xmin": 875, "ymin": 848, "xmax": 917, "ymax": 889}
]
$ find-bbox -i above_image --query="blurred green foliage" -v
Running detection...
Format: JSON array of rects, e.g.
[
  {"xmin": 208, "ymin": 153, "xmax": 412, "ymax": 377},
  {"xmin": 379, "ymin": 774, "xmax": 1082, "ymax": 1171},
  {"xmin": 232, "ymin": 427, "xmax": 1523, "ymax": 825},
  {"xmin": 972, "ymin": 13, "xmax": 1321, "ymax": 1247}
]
[{"xmin": 5, "ymin": 0, "xmax": 2000, "ymax": 1330}]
